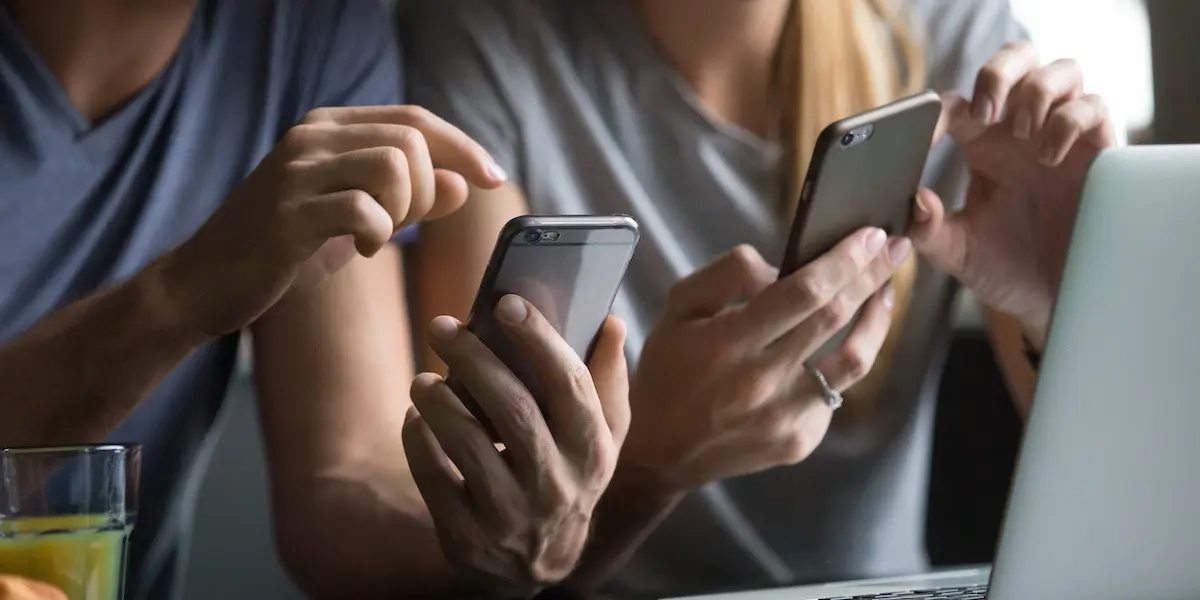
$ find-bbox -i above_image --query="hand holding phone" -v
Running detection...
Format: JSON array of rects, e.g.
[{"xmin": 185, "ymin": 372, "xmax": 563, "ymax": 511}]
[
  {"xmin": 780, "ymin": 90, "xmax": 940, "ymax": 365},
  {"xmin": 402, "ymin": 214, "xmax": 638, "ymax": 594},
  {"xmin": 450, "ymin": 215, "xmax": 639, "ymax": 432}
]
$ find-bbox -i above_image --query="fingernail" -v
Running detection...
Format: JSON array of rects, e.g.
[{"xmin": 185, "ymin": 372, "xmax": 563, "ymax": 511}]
[
  {"xmin": 1013, "ymin": 110, "xmax": 1032, "ymax": 139},
  {"xmin": 882, "ymin": 283, "xmax": 896, "ymax": 309},
  {"xmin": 973, "ymin": 98, "xmax": 994, "ymax": 124},
  {"xmin": 1040, "ymin": 143, "xmax": 1059, "ymax": 166},
  {"xmin": 429, "ymin": 315, "xmax": 459, "ymax": 340},
  {"xmin": 913, "ymin": 193, "xmax": 931, "ymax": 223},
  {"xmin": 865, "ymin": 228, "xmax": 887, "ymax": 255},
  {"xmin": 404, "ymin": 406, "xmax": 419, "ymax": 423},
  {"xmin": 487, "ymin": 161, "xmax": 508, "ymax": 182},
  {"xmin": 889, "ymin": 237, "xmax": 912, "ymax": 266},
  {"xmin": 496, "ymin": 294, "xmax": 528, "ymax": 324}
]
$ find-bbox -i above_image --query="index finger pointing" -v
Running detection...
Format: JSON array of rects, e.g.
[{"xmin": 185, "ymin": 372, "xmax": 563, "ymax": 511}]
[{"xmin": 307, "ymin": 105, "xmax": 507, "ymax": 189}]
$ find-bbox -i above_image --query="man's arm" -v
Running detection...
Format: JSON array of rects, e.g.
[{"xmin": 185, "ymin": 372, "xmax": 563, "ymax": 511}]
[
  {"xmin": 0, "ymin": 261, "xmax": 206, "ymax": 446},
  {"xmin": 252, "ymin": 245, "xmax": 458, "ymax": 599}
]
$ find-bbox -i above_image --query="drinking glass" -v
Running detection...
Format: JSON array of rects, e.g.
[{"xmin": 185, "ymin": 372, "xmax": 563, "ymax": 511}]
[{"xmin": 0, "ymin": 445, "xmax": 141, "ymax": 600}]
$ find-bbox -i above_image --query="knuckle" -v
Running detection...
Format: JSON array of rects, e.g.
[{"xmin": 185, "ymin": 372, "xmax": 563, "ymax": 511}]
[
  {"xmin": 376, "ymin": 145, "xmax": 409, "ymax": 178},
  {"xmin": 562, "ymin": 362, "xmax": 596, "ymax": 399},
  {"xmin": 763, "ymin": 412, "xmax": 817, "ymax": 465},
  {"xmin": 1085, "ymin": 93, "xmax": 1109, "ymax": 116},
  {"xmin": 277, "ymin": 157, "xmax": 308, "ymax": 190},
  {"xmin": 395, "ymin": 125, "xmax": 428, "ymax": 156},
  {"xmin": 763, "ymin": 409, "xmax": 798, "ymax": 443},
  {"xmin": 1050, "ymin": 57, "xmax": 1082, "ymax": 74},
  {"xmin": 340, "ymin": 189, "xmax": 376, "ymax": 219},
  {"xmin": 278, "ymin": 123, "xmax": 321, "ymax": 156},
  {"xmin": 836, "ymin": 343, "xmax": 875, "ymax": 383},
  {"xmin": 819, "ymin": 294, "xmax": 857, "ymax": 331},
  {"xmin": 300, "ymin": 107, "xmax": 335, "ymax": 125},
  {"xmin": 576, "ymin": 433, "xmax": 618, "ymax": 484},
  {"xmin": 536, "ymin": 472, "xmax": 578, "ymax": 515},
  {"xmin": 788, "ymin": 271, "xmax": 829, "ymax": 309},
  {"xmin": 729, "ymin": 244, "xmax": 760, "ymax": 272},
  {"xmin": 1048, "ymin": 110, "xmax": 1083, "ymax": 134},
  {"xmin": 1018, "ymin": 75, "xmax": 1052, "ymax": 105},
  {"xmin": 592, "ymin": 440, "xmax": 619, "ymax": 481},
  {"xmin": 779, "ymin": 432, "xmax": 819, "ymax": 465},
  {"xmin": 1002, "ymin": 39, "xmax": 1034, "ymax": 55},
  {"xmin": 506, "ymin": 391, "xmax": 540, "ymax": 431},
  {"xmin": 731, "ymin": 367, "xmax": 780, "ymax": 407},
  {"xmin": 398, "ymin": 104, "xmax": 435, "ymax": 127}
]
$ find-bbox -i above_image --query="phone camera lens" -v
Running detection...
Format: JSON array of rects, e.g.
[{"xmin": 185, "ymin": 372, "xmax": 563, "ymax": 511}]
[
  {"xmin": 525, "ymin": 230, "xmax": 542, "ymax": 244},
  {"xmin": 841, "ymin": 132, "xmax": 856, "ymax": 146}
]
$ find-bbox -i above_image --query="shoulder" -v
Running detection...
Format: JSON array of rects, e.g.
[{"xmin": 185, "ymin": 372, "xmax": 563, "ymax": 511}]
[
  {"xmin": 396, "ymin": 0, "xmax": 573, "ymax": 65},
  {"xmin": 397, "ymin": 0, "xmax": 574, "ymax": 177},
  {"xmin": 901, "ymin": 0, "xmax": 1029, "ymax": 93},
  {"xmin": 208, "ymin": 0, "xmax": 395, "ymax": 65},
  {"xmin": 207, "ymin": 0, "xmax": 401, "ymax": 118}
]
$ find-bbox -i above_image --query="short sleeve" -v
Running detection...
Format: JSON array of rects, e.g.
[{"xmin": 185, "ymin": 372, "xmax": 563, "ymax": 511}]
[
  {"xmin": 298, "ymin": 0, "xmax": 403, "ymax": 110},
  {"xmin": 395, "ymin": 0, "xmax": 523, "ymax": 184}
]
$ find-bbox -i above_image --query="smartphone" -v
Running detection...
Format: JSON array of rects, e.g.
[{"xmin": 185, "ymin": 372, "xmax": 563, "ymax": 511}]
[
  {"xmin": 779, "ymin": 90, "xmax": 942, "ymax": 357},
  {"xmin": 447, "ymin": 215, "xmax": 640, "ymax": 436}
]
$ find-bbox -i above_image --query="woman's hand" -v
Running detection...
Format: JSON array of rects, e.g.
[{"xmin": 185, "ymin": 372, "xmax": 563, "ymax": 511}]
[
  {"xmin": 402, "ymin": 296, "xmax": 629, "ymax": 598},
  {"xmin": 622, "ymin": 230, "xmax": 909, "ymax": 492},
  {"xmin": 0, "ymin": 577, "xmax": 64, "ymax": 600},
  {"xmin": 912, "ymin": 42, "xmax": 1116, "ymax": 347}
]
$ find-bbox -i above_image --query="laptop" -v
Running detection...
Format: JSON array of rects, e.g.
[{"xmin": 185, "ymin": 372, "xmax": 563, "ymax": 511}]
[{"xmin": 668, "ymin": 144, "xmax": 1200, "ymax": 600}]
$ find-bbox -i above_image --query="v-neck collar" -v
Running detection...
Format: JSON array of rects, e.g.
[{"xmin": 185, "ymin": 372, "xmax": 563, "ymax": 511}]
[
  {"xmin": 0, "ymin": 4, "xmax": 200, "ymax": 153},
  {"xmin": 605, "ymin": 0, "xmax": 784, "ymax": 161}
]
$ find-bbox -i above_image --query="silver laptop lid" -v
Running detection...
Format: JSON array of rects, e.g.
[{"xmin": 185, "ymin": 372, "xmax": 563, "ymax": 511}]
[{"xmin": 989, "ymin": 145, "xmax": 1200, "ymax": 600}]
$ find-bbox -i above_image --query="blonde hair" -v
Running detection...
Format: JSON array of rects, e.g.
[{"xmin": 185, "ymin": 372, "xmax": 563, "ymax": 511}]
[{"xmin": 778, "ymin": 0, "xmax": 925, "ymax": 421}]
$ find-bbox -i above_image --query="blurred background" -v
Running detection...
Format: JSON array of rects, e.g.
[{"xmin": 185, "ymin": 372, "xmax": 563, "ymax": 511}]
[{"xmin": 182, "ymin": 1, "xmax": 1177, "ymax": 597}]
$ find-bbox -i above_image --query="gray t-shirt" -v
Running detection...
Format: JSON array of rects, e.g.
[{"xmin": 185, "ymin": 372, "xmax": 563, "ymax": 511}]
[{"xmin": 401, "ymin": 1, "xmax": 1025, "ymax": 595}]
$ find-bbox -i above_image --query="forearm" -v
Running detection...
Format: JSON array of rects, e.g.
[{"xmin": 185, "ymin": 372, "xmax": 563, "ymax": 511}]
[
  {"xmin": 254, "ymin": 249, "xmax": 477, "ymax": 598},
  {"xmin": 0, "ymin": 259, "xmax": 203, "ymax": 446},
  {"xmin": 275, "ymin": 463, "xmax": 468, "ymax": 599},
  {"xmin": 559, "ymin": 464, "xmax": 685, "ymax": 592}
]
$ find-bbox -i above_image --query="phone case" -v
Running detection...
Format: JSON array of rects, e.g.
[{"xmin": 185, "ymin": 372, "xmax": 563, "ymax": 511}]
[{"xmin": 781, "ymin": 89, "xmax": 942, "ymax": 277}]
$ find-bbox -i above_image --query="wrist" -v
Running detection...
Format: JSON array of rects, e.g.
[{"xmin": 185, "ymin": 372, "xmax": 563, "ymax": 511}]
[
  {"xmin": 134, "ymin": 256, "xmax": 214, "ymax": 348},
  {"xmin": 609, "ymin": 458, "xmax": 688, "ymax": 503}
]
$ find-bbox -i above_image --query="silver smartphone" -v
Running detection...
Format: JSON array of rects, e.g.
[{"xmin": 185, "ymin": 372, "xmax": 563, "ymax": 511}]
[{"xmin": 447, "ymin": 214, "xmax": 640, "ymax": 436}]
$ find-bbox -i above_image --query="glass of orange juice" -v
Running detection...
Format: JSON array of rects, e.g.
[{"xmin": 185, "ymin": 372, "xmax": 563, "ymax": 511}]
[{"xmin": 0, "ymin": 445, "xmax": 140, "ymax": 600}]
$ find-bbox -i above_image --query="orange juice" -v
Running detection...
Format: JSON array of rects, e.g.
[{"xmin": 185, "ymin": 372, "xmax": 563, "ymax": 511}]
[{"xmin": 0, "ymin": 515, "xmax": 129, "ymax": 600}]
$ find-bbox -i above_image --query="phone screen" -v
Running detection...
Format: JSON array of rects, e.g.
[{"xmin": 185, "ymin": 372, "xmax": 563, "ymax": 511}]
[{"xmin": 456, "ymin": 221, "xmax": 638, "ymax": 423}]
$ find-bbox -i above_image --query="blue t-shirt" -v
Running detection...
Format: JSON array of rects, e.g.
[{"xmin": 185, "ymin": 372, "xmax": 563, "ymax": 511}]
[{"xmin": 0, "ymin": 1, "xmax": 402, "ymax": 597}]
